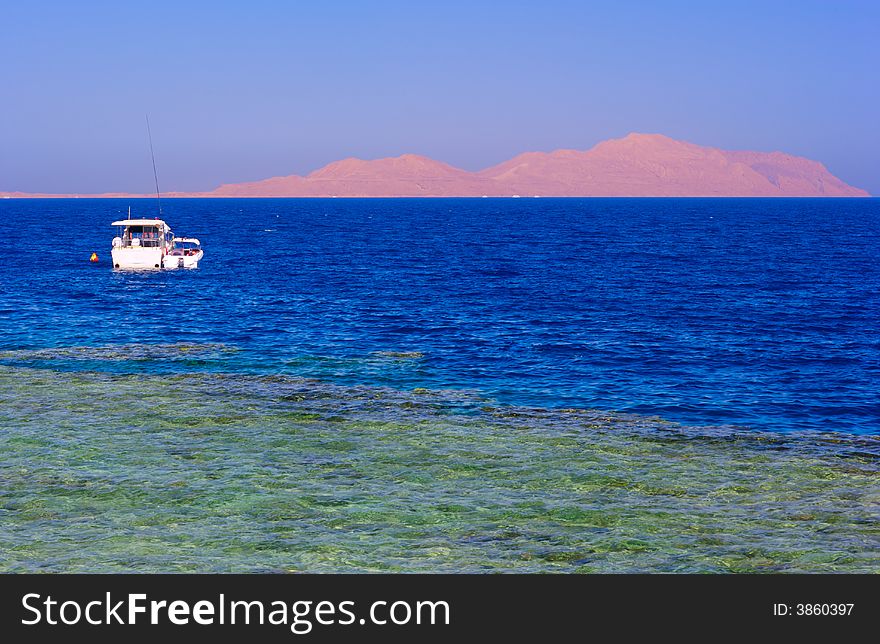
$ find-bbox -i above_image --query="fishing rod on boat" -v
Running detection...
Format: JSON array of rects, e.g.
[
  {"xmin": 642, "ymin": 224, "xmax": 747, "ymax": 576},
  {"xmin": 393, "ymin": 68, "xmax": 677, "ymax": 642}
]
[{"xmin": 146, "ymin": 114, "xmax": 163, "ymax": 217}]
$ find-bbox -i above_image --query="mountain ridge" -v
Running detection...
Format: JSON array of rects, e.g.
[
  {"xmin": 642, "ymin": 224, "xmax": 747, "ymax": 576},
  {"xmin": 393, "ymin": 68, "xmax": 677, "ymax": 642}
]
[{"xmin": 1, "ymin": 133, "xmax": 869, "ymax": 197}]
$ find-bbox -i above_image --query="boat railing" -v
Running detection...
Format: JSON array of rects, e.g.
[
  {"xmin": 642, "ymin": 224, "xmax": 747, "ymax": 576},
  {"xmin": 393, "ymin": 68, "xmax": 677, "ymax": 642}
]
[{"xmin": 116, "ymin": 228, "xmax": 166, "ymax": 249}]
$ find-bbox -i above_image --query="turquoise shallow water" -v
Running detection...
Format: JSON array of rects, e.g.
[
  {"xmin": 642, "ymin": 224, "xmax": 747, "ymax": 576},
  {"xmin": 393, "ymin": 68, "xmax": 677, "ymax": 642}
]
[{"xmin": 0, "ymin": 348, "xmax": 877, "ymax": 573}]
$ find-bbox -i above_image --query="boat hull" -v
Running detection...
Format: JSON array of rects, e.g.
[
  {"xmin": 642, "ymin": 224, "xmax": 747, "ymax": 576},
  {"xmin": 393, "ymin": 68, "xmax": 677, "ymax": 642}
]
[{"xmin": 111, "ymin": 247, "xmax": 165, "ymax": 270}]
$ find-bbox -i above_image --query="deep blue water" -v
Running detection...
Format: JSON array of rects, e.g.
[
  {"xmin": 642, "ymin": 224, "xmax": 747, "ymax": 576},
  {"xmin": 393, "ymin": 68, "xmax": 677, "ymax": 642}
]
[{"xmin": 1, "ymin": 197, "xmax": 878, "ymax": 434}]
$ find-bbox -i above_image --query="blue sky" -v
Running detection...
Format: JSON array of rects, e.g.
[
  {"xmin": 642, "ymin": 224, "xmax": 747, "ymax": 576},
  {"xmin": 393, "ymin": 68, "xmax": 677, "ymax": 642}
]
[{"xmin": 1, "ymin": 0, "xmax": 877, "ymax": 193}]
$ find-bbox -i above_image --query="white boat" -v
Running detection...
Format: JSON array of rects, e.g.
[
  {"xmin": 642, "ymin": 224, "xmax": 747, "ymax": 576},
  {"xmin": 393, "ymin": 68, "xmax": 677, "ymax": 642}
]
[
  {"xmin": 110, "ymin": 219, "xmax": 204, "ymax": 270},
  {"xmin": 110, "ymin": 119, "xmax": 205, "ymax": 270},
  {"xmin": 163, "ymin": 237, "xmax": 203, "ymax": 269}
]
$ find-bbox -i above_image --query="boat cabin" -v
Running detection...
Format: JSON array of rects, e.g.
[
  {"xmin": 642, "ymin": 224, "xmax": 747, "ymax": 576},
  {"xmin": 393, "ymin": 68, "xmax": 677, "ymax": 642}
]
[{"xmin": 111, "ymin": 219, "xmax": 173, "ymax": 250}]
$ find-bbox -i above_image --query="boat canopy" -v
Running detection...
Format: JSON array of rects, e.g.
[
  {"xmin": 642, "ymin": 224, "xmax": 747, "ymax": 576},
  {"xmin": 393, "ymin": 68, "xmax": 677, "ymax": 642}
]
[
  {"xmin": 173, "ymin": 237, "xmax": 201, "ymax": 245},
  {"xmin": 111, "ymin": 219, "xmax": 170, "ymax": 229}
]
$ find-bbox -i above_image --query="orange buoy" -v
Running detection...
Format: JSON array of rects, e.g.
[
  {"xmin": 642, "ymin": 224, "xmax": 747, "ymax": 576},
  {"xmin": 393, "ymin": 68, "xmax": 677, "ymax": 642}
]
[{"xmin": 89, "ymin": 252, "xmax": 99, "ymax": 262}]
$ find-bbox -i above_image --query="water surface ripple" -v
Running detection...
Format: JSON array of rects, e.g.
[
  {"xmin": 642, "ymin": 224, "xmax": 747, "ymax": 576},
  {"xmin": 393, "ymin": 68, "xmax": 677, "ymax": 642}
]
[{"xmin": 1, "ymin": 197, "xmax": 878, "ymax": 434}]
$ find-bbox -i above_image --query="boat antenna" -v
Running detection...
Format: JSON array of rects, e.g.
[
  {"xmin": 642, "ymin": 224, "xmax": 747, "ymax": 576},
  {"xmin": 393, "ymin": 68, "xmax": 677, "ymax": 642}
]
[{"xmin": 145, "ymin": 114, "xmax": 162, "ymax": 217}]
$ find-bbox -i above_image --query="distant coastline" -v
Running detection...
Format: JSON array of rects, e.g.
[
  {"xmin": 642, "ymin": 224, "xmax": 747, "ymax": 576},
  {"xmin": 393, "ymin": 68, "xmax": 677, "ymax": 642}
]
[
  {"xmin": 2, "ymin": 195, "xmax": 874, "ymax": 200},
  {"xmin": 2, "ymin": 133, "xmax": 870, "ymax": 198}
]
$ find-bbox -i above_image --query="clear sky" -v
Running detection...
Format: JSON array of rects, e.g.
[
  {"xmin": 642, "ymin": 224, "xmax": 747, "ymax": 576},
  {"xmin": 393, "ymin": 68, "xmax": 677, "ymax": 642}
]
[{"xmin": 2, "ymin": 0, "xmax": 877, "ymax": 194}]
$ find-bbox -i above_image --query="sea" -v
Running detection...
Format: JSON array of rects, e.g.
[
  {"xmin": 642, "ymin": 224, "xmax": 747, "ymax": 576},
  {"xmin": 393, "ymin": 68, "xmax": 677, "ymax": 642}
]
[{"xmin": 0, "ymin": 197, "xmax": 877, "ymax": 572}]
